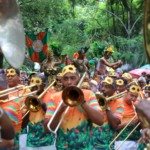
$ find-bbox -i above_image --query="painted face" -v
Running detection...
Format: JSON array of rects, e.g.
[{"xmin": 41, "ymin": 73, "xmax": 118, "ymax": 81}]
[{"xmin": 62, "ymin": 72, "xmax": 79, "ymax": 88}]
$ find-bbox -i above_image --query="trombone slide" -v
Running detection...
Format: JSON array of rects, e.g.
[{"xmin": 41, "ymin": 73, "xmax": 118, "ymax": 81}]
[{"xmin": 47, "ymin": 101, "xmax": 69, "ymax": 134}]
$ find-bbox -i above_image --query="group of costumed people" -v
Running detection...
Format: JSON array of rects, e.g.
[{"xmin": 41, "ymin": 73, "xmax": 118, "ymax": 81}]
[{"xmin": 1, "ymin": 46, "xmax": 150, "ymax": 150}]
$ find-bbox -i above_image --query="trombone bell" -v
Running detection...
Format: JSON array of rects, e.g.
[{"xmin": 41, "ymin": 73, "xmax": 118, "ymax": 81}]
[
  {"xmin": 62, "ymin": 86, "xmax": 84, "ymax": 107},
  {"xmin": 25, "ymin": 96, "xmax": 41, "ymax": 112}
]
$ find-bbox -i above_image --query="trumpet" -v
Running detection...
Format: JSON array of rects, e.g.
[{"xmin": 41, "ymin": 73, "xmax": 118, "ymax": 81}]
[
  {"xmin": 22, "ymin": 80, "xmax": 56, "ymax": 119},
  {"xmin": 47, "ymin": 72, "xmax": 87, "ymax": 134},
  {"xmin": 96, "ymin": 91, "xmax": 127, "ymax": 110}
]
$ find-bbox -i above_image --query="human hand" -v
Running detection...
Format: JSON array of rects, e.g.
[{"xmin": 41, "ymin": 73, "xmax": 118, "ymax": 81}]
[{"xmin": 138, "ymin": 128, "xmax": 150, "ymax": 144}]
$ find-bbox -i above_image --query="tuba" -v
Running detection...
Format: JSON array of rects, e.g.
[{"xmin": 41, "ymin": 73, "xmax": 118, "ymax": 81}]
[{"xmin": 0, "ymin": 0, "xmax": 25, "ymax": 68}]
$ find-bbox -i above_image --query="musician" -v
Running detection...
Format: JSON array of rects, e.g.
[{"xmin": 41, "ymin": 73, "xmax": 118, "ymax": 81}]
[
  {"xmin": 144, "ymin": 84, "xmax": 150, "ymax": 99},
  {"xmin": 114, "ymin": 83, "xmax": 141, "ymax": 150},
  {"xmin": 20, "ymin": 73, "xmax": 55, "ymax": 150},
  {"xmin": 92, "ymin": 76, "xmax": 124, "ymax": 149},
  {"xmin": 45, "ymin": 65, "xmax": 104, "ymax": 149},
  {"xmin": 138, "ymin": 76, "xmax": 147, "ymax": 90},
  {"xmin": 115, "ymin": 77, "xmax": 128, "ymax": 93},
  {"xmin": 55, "ymin": 73, "xmax": 63, "ymax": 92},
  {"xmin": 0, "ymin": 87, "xmax": 22, "ymax": 149},
  {"xmin": 72, "ymin": 49, "xmax": 91, "ymax": 75},
  {"xmin": 122, "ymin": 72, "xmax": 133, "ymax": 84},
  {"xmin": 5, "ymin": 67, "xmax": 30, "ymax": 107},
  {"xmin": 96, "ymin": 46, "xmax": 122, "ymax": 76},
  {"xmin": 0, "ymin": 106, "xmax": 15, "ymax": 149}
]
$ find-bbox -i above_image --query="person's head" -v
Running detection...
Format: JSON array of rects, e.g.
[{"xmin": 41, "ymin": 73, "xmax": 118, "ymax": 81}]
[
  {"xmin": 81, "ymin": 82, "xmax": 90, "ymax": 90},
  {"xmin": 56, "ymin": 73, "xmax": 63, "ymax": 84},
  {"xmin": 84, "ymin": 74, "xmax": 90, "ymax": 82},
  {"xmin": 89, "ymin": 79, "xmax": 98, "ymax": 93},
  {"xmin": 104, "ymin": 46, "xmax": 114, "ymax": 59},
  {"xmin": 30, "ymin": 73, "xmax": 46, "ymax": 95},
  {"xmin": 115, "ymin": 77, "xmax": 127, "ymax": 92},
  {"xmin": 109, "ymin": 71, "xmax": 117, "ymax": 79},
  {"xmin": 101, "ymin": 76, "xmax": 116, "ymax": 97},
  {"xmin": 144, "ymin": 84, "xmax": 150, "ymax": 98},
  {"xmin": 122, "ymin": 72, "xmax": 132, "ymax": 84},
  {"xmin": 142, "ymin": 72, "xmax": 147, "ymax": 77},
  {"xmin": 62, "ymin": 65, "xmax": 80, "ymax": 88},
  {"xmin": 124, "ymin": 83, "xmax": 141, "ymax": 105},
  {"xmin": 6, "ymin": 67, "xmax": 20, "ymax": 87},
  {"xmin": 47, "ymin": 50, "xmax": 53, "ymax": 61},
  {"xmin": 78, "ymin": 49, "xmax": 85, "ymax": 59},
  {"xmin": 138, "ymin": 76, "xmax": 146, "ymax": 89}
]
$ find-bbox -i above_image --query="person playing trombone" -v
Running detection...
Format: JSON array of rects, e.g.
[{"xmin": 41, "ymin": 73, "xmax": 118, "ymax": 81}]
[
  {"xmin": 45, "ymin": 65, "xmax": 104, "ymax": 150},
  {"xmin": 114, "ymin": 83, "xmax": 142, "ymax": 150},
  {"xmin": 92, "ymin": 76, "xmax": 125, "ymax": 149}
]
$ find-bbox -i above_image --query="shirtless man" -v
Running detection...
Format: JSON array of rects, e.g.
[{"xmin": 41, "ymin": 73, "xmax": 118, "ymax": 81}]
[{"xmin": 97, "ymin": 46, "xmax": 123, "ymax": 76}]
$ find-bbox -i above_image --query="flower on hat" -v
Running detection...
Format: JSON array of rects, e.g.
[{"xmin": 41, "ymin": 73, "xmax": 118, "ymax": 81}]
[
  {"xmin": 129, "ymin": 85, "xmax": 141, "ymax": 94},
  {"xmin": 6, "ymin": 68, "xmax": 17, "ymax": 76},
  {"xmin": 116, "ymin": 79, "xmax": 124, "ymax": 86},
  {"xmin": 102, "ymin": 76, "xmax": 113, "ymax": 85},
  {"xmin": 62, "ymin": 65, "xmax": 76, "ymax": 76}
]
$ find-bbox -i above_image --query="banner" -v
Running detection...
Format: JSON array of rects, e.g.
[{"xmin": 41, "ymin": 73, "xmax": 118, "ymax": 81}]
[{"xmin": 26, "ymin": 31, "xmax": 50, "ymax": 62}]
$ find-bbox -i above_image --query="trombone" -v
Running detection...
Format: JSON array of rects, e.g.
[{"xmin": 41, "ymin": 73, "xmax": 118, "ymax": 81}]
[
  {"xmin": 0, "ymin": 84, "xmax": 37, "ymax": 99},
  {"xmin": 96, "ymin": 91, "xmax": 127, "ymax": 110},
  {"xmin": 22, "ymin": 80, "xmax": 56, "ymax": 119},
  {"xmin": 47, "ymin": 72, "xmax": 87, "ymax": 134},
  {"xmin": 109, "ymin": 101, "xmax": 140, "ymax": 150}
]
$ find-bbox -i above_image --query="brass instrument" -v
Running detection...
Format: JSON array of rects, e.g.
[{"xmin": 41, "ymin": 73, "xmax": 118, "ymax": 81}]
[
  {"xmin": 22, "ymin": 80, "xmax": 56, "ymax": 119},
  {"xmin": 96, "ymin": 91, "xmax": 127, "ymax": 110},
  {"xmin": 47, "ymin": 72, "xmax": 87, "ymax": 134},
  {"xmin": 0, "ymin": 84, "xmax": 37, "ymax": 100},
  {"xmin": 0, "ymin": 0, "xmax": 25, "ymax": 68}
]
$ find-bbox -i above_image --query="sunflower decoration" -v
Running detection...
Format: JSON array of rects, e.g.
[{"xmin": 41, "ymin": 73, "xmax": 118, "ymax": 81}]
[
  {"xmin": 30, "ymin": 77, "xmax": 42, "ymax": 86},
  {"xmin": 122, "ymin": 73, "xmax": 132, "ymax": 80},
  {"xmin": 6, "ymin": 68, "xmax": 17, "ymax": 77},
  {"xmin": 109, "ymin": 71, "xmax": 116, "ymax": 77},
  {"xmin": 102, "ymin": 76, "xmax": 114, "ymax": 85},
  {"xmin": 129, "ymin": 85, "xmax": 141, "ymax": 94},
  {"xmin": 116, "ymin": 79, "xmax": 124, "ymax": 86},
  {"xmin": 62, "ymin": 65, "xmax": 76, "ymax": 76}
]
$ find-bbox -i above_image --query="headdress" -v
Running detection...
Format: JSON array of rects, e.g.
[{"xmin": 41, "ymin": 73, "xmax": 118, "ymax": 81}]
[
  {"xmin": 81, "ymin": 82, "xmax": 90, "ymax": 88},
  {"xmin": 109, "ymin": 71, "xmax": 117, "ymax": 77},
  {"xmin": 6, "ymin": 68, "xmax": 17, "ymax": 77},
  {"xmin": 57, "ymin": 73, "xmax": 63, "ymax": 77},
  {"xmin": 145, "ymin": 84, "xmax": 150, "ymax": 92},
  {"xmin": 102, "ymin": 76, "xmax": 114, "ymax": 85},
  {"xmin": 62, "ymin": 65, "xmax": 77, "ymax": 76},
  {"xmin": 48, "ymin": 50, "xmax": 53, "ymax": 56},
  {"xmin": 127, "ymin": 84, "xmax": 141, "ymax": 94},
  {"xmin": 30, "ymin": 77, "xmax": 42, "ymax": 86},
  {"xmin": 122, "ymin": 73, "xmax": 132, "ymax": 80},
  {"xmin": 105, "ymin": 46, "xmax": 114, "ymax": 53},
  {"xmin": 116, "ymin": 79, "xmax": 124, "ymax": 86}
]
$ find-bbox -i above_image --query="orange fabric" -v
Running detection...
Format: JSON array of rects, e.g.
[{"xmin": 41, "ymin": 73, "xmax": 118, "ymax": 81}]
[
  {"xmin": 42, "ymin": 87, "xmax": 56, "ymax": 105},
  {"xmin": 0, "ymin": 101, "xmax": 22, "ymax": 133},
  {"xmin": 122, "ymin": 100, "xmax": 139, "ymax": 123},
  {"xmin": 8, "ymin": 85, "xmax": 31, "ymax": 107},
  {"xmin": 103, "ymin": 99, "xmax": 124, "ymax": 124},
  {"xmin": 45, "ymin": 89, "xmax": 102, "ymax": 132}
]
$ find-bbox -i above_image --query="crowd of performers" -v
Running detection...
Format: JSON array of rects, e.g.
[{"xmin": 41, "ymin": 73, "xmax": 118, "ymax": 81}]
[{"xmin": 0, "ymin": 46, "xmax": 150, "ymax": 150}]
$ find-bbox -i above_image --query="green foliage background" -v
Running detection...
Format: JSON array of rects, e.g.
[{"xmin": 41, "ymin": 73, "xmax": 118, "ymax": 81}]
[{"xmin": 8, "ymin": 0, "xmax": 147, "ymax": 71}]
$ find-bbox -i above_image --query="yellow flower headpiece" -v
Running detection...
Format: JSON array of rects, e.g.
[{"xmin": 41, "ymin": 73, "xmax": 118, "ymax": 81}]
[
  {"xmin": 109, "ymin": 71, "xmax": 116, "ymax": 77},
  {"xmin": 122, "ymin": 73, "xmax": 132, "ymax": 80},
  {"xmin": 30, "ymin": 77, "xmax": 42, "ymax": 86},
  {"xmin": 57, "ymin": 73, "xmax": 63, "ymax": 77},
  {"xmin": 145, "ymin": 84, "xmax": 150, "ymax": 92},
  {"xmin": 48, "ymin": 50, "xmax": 53, "ymax": 56},
  {"xmin": 128, "ymin": 85, "xmax": 141, "ymax": 94},
  {"xmin": 81, "ymin": 82, "xmax": 90, "ymax": 88},
  {"xmin": 6, "ymin": 68, "xmax": 17, "ymax": 77},
  {"xmin": 62, "ymin": 65, "xmax": 76, "ymax": 76},
  {"xmin": 116, "ymin": 79, "xmax": 124, "ymax": 86},
  {"xmin": 102, "ymin": 76, "xmax": 114, "ymax": 85}
]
